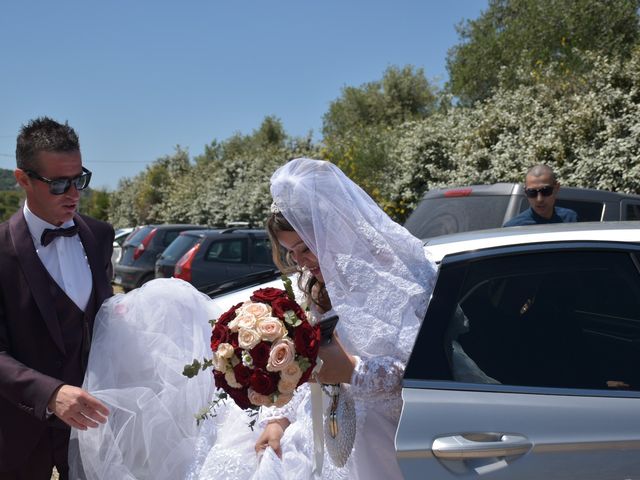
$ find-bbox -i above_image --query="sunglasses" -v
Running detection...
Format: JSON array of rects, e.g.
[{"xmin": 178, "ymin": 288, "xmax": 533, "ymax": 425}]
[
  {"xmin": 524, "ymin": 185, "xmax": 554, "ymax": 198},
  {"xmin": 24, "ymin": 166, "xmax": 92, "ymax": 195}
]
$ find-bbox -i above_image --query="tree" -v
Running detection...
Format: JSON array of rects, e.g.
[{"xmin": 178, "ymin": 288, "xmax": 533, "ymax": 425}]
[
  {"xmin": 387, "ymin": 48, "xmax": 640, "ymax": 222},
  {"xmin": 321, "ymin": 65, "xmax": 439, "ymax": 203},
  {"xmin": 447, "ymin": 0, "xmax": 640, "ymax": 104}
]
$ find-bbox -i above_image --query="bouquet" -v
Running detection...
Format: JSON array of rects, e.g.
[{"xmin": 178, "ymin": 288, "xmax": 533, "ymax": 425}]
[{"xmin": 184, "ymin": 277, "xmax": 321, "ymax": 413}]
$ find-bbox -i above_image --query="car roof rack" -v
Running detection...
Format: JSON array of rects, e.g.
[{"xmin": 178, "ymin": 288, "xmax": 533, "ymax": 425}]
[{"xmin": 221, "ymin": 221, "xmax": 252, "ymax": 234}]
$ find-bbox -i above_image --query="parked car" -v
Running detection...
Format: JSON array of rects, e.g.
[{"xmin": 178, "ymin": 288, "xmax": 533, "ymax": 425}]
[
  {"xmin": 114, "ymin": 224, "xmax": 205, "ymax": 291},
  {"xmin": 404, "ymin": 182, "xmax": 640, "ymax": 240},
  {"xmin": 110, "ymin": 227, "xmax": 135, "ymax": 279},
  {"xmin": 155, "ymin": 228, "xmax": 278, "ymax": 292},
  {"xmin": 209, "ymin": 222, "xmax": 640, "ymax": 479}
]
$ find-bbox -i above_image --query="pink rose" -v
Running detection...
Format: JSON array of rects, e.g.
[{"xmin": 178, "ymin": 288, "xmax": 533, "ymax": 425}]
[
  {"xmin": 256, "ymin": 317, "xmax": 287, "ymax": 342},
  {"xmin": 277, "ymin": 377, "xmax": 297, "ymax": 394},
  {"xmin": 248, "ymin": 388, "xmax": 272, "ymax": 407},
  {"xmin": 267, "ymin": 338, "xmax": 295, "ymax": 372},
  {"xmin": 281, "ymin": 362, "xmax": 303, "ymax": 384},
  {"xmin": 240, "ymin": 302, "xmax": 272, "ymax": 319}
]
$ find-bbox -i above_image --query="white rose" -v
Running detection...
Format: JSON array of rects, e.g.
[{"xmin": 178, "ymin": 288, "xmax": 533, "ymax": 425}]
[
  {"xmin": 235, "ymin": 313, "xmax": 257, "ymax": 330},
  {"xmin": 238, "ymin": 328, "xmax": 261, "ymax": 350},
  {"xmin": 256, "ymin": 317, "xmax": 287, "ymax": 342},
  {"xmin": 281, "ymin": 362, "xmax": 303, "ymax": 384},
  {"xmin": 212, "ymin": 352, "xmax": 229, "ymax": 372},
  {"xmin": 217, "ymin": 342, "xmax": 235, "ymax": 359}
]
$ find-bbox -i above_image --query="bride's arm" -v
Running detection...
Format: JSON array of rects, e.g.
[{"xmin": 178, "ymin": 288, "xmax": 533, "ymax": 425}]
[{"xmin": 254, "ymin": 383, "xmax": 310, "ymax": 457}]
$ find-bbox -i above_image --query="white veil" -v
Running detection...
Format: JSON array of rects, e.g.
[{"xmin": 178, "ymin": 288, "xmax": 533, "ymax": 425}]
[
  {"xmin": 68, "ymin": 278, "xmax": 219, "ymax": 480},
  {"xmin": 270, "ymin": 158, "xmax": 436, "ymax": 362}
]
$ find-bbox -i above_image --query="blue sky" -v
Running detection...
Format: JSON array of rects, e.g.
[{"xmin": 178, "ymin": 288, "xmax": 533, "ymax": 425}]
[{"xmin": 0, "ymin": 1, "xmax": 487, "ymax": 190}]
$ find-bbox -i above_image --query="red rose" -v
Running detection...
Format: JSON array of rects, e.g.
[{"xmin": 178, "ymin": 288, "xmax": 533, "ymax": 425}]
[
  {"xmin": 249, "ymin": 370, "xmax": 278, "ymax": 396},
  {"xmin": 227, "ymin": 386, "xmax": 252, "ymax": 410},
  {"xmin": 249, "ymin": 342, "xmax": 271, "ymax": 369},
  {"xmin": 217, "ymin": 302, "xmax": 243, "ymax": 326},
  {"xmin": 213, "ymin": 370, "xmax": 228, "ymax": 390},
  {"xmin": 271, "ymin": 297, "xmax": 306, "ymax": 321},
  {"xmin": 250, "ymin": 288, "xmax": 287, "ymax": 303},
  {"xmin": 214, "ymin": 371, "xmax": 252, "ymax": 410},
  {"xmin": 210, "ymin": 323, "xmax": 230, "ymax": 352},
  {"xmin": 294, "ymin": 320, "xmax": 320, "ymax": 359},
  {"xmin": 233, "ymin": 363, "xmax": 252, "ymax": 387},
  {"xmin": 229, "ymin": 332, "xmax": 239, "ymax": 350}
]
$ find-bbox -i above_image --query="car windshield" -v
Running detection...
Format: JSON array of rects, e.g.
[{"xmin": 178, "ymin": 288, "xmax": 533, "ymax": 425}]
[{"xmin": 161, "ymin": 235, "xmax": 200, "ymax": 261}]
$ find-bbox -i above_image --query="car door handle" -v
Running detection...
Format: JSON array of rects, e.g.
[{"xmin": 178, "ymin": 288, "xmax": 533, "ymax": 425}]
[{"xmin": 432, "ymin": 433, "xmax": 532, "ymax": 459}]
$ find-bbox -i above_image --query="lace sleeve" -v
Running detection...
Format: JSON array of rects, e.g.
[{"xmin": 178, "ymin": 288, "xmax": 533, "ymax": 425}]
[
  {"xmin": 350, "ymin": 355, "xmax": 405, "ymax": 399},
  {"xmin": 257, "ymin": 382, "xmax": 310, "ymax": 429}
]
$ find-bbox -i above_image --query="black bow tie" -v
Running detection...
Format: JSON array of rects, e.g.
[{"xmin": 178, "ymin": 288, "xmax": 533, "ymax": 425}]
[{"xmin": 41, "ymin": 225, "xmax": 79, "ymax": 247}]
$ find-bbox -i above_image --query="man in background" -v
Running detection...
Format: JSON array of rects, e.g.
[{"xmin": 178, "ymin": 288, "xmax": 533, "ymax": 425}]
[
  {"xmin": 504, "ymin": 164, "xmax": 578, "ymax": 227},
  {"xmin": 0, "ymin": 117, "xmax": 113, "ymax": 479}
]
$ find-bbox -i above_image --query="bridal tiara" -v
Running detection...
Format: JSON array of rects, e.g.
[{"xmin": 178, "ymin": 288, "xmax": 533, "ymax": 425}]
[{"xmin": 270, "ymin": 200, "xmax": 281, "ymax": 214}]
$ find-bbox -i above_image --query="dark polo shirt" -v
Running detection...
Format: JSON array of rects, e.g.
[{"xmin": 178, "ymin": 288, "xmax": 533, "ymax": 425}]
[{"xmin": 503, "ymin": 206, "xmax": 578, "ymax": 227}]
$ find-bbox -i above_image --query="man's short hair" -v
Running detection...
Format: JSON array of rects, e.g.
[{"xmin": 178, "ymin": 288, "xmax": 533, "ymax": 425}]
[
  {"xmin": 526, "ymin": 164, "xmax": 557, "ymax": 184},
  {"xmin": 16, "ymin": 117, "xmax": 80, "ymax": 171}
]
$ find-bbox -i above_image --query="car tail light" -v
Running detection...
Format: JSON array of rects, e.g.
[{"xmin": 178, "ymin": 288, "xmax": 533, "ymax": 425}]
[
  {"xmin": 133, "ymin": 228, "xmax": 158, "ymax": 261},
  {"xmin": 174, "ymin": 243, "xmax": 201, "ymax": 283},
  {"xmin": 444, "ymin": 188, "xmax": 473, "ymax": 197}
]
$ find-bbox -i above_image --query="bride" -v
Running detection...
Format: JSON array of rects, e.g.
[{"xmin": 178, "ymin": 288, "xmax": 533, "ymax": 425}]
[{"xmin": 69, "ymin": 158, "xmax": 437, "ymax": 480}]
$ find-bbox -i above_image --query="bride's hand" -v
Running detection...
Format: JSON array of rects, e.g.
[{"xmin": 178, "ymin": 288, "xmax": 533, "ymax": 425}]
[
  {"xmin": 317, "ymin": 334, "xmax": 356, "ymax": 384},
  {"xmin": 255, "ymin": 418, "xmax": 289, "ymax": 459}
]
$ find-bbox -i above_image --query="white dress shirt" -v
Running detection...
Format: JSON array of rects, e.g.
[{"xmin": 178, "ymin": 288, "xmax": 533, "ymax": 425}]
[{"xmin": 23, "ymin": 203, "xmax": 93, "ymax": 312}]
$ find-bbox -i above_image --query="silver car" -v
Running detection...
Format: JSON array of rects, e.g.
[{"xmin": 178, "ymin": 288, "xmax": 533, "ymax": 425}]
[
  {"xmin": 209, "ymin": 222, "xmax": 640, "ymax": 479},
  {"xmin": 398, "ymin": 222, "xmax": 640, "ymax": 479}
]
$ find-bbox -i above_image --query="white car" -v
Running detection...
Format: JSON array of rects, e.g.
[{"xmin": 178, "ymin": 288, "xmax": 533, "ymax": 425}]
[{"xmin": 211, "ymin": 222, "xmax": 640, "ymax": 479}]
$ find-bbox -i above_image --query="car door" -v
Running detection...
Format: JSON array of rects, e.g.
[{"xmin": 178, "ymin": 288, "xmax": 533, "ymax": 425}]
[
  {"xmin": 397, "ymin": 242, "xmax": 640, "ymax": 480},
  {"xmin": 194, "ymin": 237, "xmax": 251, "ymax": 287}
]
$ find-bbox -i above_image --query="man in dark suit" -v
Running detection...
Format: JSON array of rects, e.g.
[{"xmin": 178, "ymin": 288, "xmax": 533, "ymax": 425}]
[{"xmin": 0, "ymin": 117, "xmax": 114, "ymax": 479}]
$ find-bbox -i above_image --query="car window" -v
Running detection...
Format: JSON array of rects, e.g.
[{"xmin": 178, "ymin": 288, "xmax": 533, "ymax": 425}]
[
  {"xmin": 405, "ymin": 195, "xmax": 512, "ymax": 239},
  {"xmin": 252, "ymin": 237, "xmax": 273, "ymax": 265},
  {"xmin": 123, "ymin": 226, "xmax": 152, "ymax": 246},
  {"xmin": 161, "ymin": 235, "xmax": 200, "ymax": 261},
  {"xmin": 408, "ymin": 248, "xmax": 640, "ymax": 393},
  {"xmin": 205, "ymin": 239, "xmax": 246, "ymax": 263},
  {"xmin": 162, "ymin": 230, "xmax": 181, "ymax": 247},
  {"xmin": 623, "ymin": 202, "xmax": 640, "ymax": 221}
]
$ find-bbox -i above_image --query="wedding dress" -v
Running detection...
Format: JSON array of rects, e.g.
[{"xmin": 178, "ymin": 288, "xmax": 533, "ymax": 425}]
[
  {"xmin": 69, "ymin": 157, "xmax": 437, "ymax": 480},
  {"xmin": 266, "ymin": 158, "xmax": 438, "ymax": 479},
  {"xmin": 68, "ymin": 278, "xmax": 345, "ymax": 480}
]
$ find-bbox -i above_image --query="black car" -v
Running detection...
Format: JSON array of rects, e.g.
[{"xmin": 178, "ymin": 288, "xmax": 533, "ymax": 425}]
[
  {"xmin": 155, "ymin": 228, "xmax": 278, "ymax": 292},
  {"xmin": 114, "ymin": 224, "xmax": 205, "ymax": 291},
  {"xmin": 404, "ymin": 183, "xmax": 640, "ymax": 240}
]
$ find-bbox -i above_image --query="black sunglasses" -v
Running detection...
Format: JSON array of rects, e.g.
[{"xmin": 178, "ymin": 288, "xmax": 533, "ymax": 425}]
[
  {"xmin": 24, "ymin": 166, "xmax": 92, "ymax": 195},
  {"xmin": 524, "ymin": 185, "xmax": 554, "ymax": 198}
]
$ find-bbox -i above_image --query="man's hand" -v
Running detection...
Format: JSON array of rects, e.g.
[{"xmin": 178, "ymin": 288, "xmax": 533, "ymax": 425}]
[
  {"xmin": 255, "ymin": 418, "xmax": 290, "ymax": 458},
  {"xmin": 48, "ymin": 385, "xmax": 109, "ymax": 430}
]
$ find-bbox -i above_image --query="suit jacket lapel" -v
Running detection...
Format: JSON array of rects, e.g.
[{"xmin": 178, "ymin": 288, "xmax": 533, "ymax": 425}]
[
  {"xmin": 75, "ymin": 214, "xmax": 110, "ymax": 307},
  {"xmin": 9, "ymin": 210, "xmax": 66, "ymax": 354}
]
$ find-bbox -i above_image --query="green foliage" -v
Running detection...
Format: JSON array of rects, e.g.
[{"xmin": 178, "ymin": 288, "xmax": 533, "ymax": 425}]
[
  {"xmin": 322, "ymin": 65, "xmax": 439, "ymax": 205},
  {"xmin": 108, "ymin": 117, "xmax": 319, "ymax": 228},
  {"xmin": 447, "ymin": 0, "xmax": 640, "ymax": 104},
  {"xmin": 0, "ymin": 190, "xmax": 24, "ymax": 222},
  {"xmin": 0, "ymin": 169, "xmax": 17, "ymax": 191},
  {"xmin": 79, "ymin": 188, "xmax": 110, "ymax": 221},
  {"xmin": 388, "ymin": 48, "xmax": 640, "ymax": 222}
]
